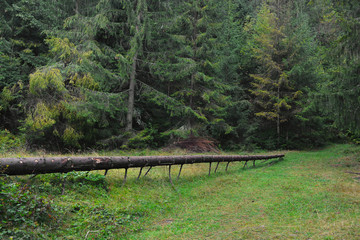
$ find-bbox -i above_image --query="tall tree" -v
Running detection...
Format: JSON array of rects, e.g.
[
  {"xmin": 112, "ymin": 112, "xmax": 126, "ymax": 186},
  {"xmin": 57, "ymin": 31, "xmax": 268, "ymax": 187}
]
[
  {"xmin": 247, "ymin": 2, "xmax": 303, "ymax": 147},
  {"xmin": 23, "ymin": 0, "xmax": 129, "ymax": 149},
  {"xmin": 149, "ymin": 0, "xmax": 230, "ymax": 137},
  {"xmin": 123, "ymin": 0, "xmax": 148, "ymax": 131},
  {"xmin": 316, "ymin": 0, "xmax": 360, "ymax": 137}
]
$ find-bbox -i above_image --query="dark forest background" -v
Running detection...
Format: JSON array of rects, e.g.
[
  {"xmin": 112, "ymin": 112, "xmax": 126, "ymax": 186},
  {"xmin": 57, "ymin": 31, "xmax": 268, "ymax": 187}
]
[{"xmin": 0, "ymin": 0, "xmax": 359, "ymax": 151}]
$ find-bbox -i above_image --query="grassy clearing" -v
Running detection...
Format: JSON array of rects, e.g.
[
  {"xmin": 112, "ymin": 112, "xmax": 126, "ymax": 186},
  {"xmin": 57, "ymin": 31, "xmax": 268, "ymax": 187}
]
[{"xmin": 1, "ymin": 144, "xmax": 360, "ymax": 239}]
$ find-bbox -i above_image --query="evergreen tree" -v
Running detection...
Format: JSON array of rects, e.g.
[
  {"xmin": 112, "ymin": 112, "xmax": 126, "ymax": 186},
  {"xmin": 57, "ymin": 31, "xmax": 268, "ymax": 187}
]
[
  {"xmin": 122, "ymin": 0, "xmax": 148, "ymax": 131},
  {"xmin": 149, "ymin": 0, "xmax": 231, "ymax": 138},
  {"xmin": 210, "ymin": 0, "xmax": 254, "ymax": 148},
  {"xmin": 0, "ymin": 0, "xmax": 68, "ymax": 132},
  {"xmin": 23, "ymin": 0, "xmax": 129, "ymax": 149},
  {"xmin": 316, "ymin": 0, "xmax": 360, "ymax": 138},
  {"xmin": 246, "ymin": 2, "xmax": 303, "ymax": 147}
]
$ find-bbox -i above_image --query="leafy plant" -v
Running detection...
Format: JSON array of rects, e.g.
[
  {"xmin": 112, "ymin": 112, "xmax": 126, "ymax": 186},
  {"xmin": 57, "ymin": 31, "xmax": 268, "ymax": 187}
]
[{"xmin": 0, "ymin": 177, "xmax": 57, "ymax": 239}]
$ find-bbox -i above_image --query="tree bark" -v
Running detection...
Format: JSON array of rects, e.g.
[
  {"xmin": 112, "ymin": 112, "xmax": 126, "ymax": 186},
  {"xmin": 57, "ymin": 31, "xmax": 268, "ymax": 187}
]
[
  {"xmin": 126, "ymin": 7, "xmax": 142, "ymax": 131},
  {"xmin": 74, "ymin": 0, "xmax": 79, "ymax": 15},
  {"xmin": 126, "ymin": 52, "xmax": 137, "ymax": 131},
  {"xmin": 277, "ymin": 83, "xmax": 280, "ymax": 145},
  {"xmin": 0, "ymin": 154, "xmax": 284, "ymax": 176}
]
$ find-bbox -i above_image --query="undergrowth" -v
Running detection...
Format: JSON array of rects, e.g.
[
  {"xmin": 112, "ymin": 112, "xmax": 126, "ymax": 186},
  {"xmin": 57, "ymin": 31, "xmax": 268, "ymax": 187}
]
[{"xmin": 0, "ymin": 177, "xmax": 57, "ymax": 239}]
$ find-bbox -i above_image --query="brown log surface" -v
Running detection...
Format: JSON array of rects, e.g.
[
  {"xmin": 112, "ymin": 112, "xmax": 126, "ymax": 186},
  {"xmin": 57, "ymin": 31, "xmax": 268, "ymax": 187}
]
[{"xmin": 0, "ymin": 154, "xmax": 285, "ymax": 176}]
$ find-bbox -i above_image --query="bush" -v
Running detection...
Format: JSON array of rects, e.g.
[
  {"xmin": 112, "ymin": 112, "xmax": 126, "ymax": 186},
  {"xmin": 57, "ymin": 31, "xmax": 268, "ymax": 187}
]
[{"xmin": 0, "ymin": 129, "xmax": 25, "ymax": 153}]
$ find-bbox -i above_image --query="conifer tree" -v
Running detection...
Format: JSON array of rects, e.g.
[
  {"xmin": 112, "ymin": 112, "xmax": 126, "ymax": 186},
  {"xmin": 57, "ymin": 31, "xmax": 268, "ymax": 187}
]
[
  {"xmin": 149, "ymin": 0, "xmax": 230, "ymax": 137},
  {"xmin": 23, "ymin": 0, "xmax": 129, "ymax": 149},
  {"xmin": 123, "ymin": 0, "xmax": 148, "ymax": 131},
  {"xmin": 316, "ymin": 0, "xmax": 360, "ymax": 136},
  {"xmin": 247, "ymin": 2, "xmax": 302, "ymax": 146}
]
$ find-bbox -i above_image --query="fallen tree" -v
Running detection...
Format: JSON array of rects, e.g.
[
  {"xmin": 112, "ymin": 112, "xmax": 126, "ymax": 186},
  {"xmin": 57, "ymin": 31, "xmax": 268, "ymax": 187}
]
[{"xmin": 0, "ymin": 154, "xmax": 284, "ymax": 176}]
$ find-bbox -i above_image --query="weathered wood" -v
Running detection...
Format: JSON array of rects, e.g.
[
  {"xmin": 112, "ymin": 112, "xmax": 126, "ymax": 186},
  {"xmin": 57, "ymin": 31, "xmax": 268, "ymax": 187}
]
[
  {"xmin": 123, "ymin": 168, "xmax": 128, "ymax": 185},
  {"xmin": 209, "ymin": 162, "xmax": 212, "ymax": 176},
  {"xmin": 214, "ymin": 162, "xmax": 220, "ymax": 173},
  {"xmin": 0, "ymin": 154, "xmax": 285, "ymax": 176},
  {"xmin": 243, "ymin": 161, "xmax": 248, "ymax": 168},
  {"xmin": 144, "ymin": 166, "xmax": 152, "ymax": 177},
  {"xmin": 177, "ymin": 164, "xmax": 183, "ymax": 180},
  {"xmin": 168, "ymin": 165, "xmax": 174, "ymax": 187},
  {"xmin": 225, "ymin": 161, "xmax": 230, "ymax": 172},
  {"xmin": 137, "ymin": 167, "xmax": 143, "ymax": 180}
]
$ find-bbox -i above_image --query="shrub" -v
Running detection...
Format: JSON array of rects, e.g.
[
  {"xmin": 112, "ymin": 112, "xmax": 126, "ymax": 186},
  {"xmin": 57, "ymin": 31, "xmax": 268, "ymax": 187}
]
[{"xmin": 0, "ymin": 129, "xmax": 25, "ymax": 153}]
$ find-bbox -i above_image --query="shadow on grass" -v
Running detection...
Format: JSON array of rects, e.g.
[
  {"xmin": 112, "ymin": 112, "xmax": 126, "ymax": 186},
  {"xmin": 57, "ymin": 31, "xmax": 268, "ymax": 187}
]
[{"xmin": 107, "ymin": 157, "xmax": 286, "ymax": 190}]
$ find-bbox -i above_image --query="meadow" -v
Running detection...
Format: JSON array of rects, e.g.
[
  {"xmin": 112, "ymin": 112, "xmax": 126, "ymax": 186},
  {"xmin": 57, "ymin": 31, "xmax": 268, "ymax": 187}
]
[{"xmin": 1, "ymin": 144, "xmax": 359, "ymax": 239}]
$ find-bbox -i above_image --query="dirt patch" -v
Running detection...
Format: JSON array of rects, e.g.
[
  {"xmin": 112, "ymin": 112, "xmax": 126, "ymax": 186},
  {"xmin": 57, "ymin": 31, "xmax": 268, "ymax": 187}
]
[
  {"xmin": 169, "ymin": 137, "xmax": 220, "ymax": 153},
  {"xmin": 346, "ymin": 172, "xmax": 360, "ymax": 181},
  {"xmin": 158, "ymin": 219, "xmax": 174, "ymax": 226},
  {"xmin": 332, "ymin": 163, "xmax": 359, "ymax": 167}
]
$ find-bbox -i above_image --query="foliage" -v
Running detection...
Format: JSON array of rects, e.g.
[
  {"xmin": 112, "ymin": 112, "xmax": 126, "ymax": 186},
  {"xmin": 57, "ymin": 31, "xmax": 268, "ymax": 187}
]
[
  {"xmin": 0, "ymin": 0, "xmax": 359, "ymax": 150},
  {"xmin": 66, "ymin": 203, "xmax": 142, "ymax": 239},
  {"xmin": 246, "ymin": 2, "xmax": 304, "ymax": 147},
  {"xmin": 315, "ymin": 0, "xmax": 360, "ymax": 135},
  {"xmin": 0, "ymin": 87, "xmax": 15, "ymax": 112},
  {"xmin": 127, "ymin": 127, "xmax": 161, "ymax": 149},
  {"xmin": 0, "ymin": 129, "xmax": 25, "ymax": 153},
  {"xmin": 0, "ymin": 177, "xmax": 57, "ymax": 239},
  {"xmin": 62, "ymin": 171, "xmax": 107, "ymax": 186}
]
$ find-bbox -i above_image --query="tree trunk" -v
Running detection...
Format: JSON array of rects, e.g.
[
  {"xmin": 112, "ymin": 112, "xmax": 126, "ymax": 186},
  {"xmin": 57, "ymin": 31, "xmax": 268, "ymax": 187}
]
[
  {"xmin": 74, "ymin": 0, "xmax": 79, "ymax": 14},
  {"xmin": 188, "ymin": 7, "xmax": 198, "ymax": 130},
  {"xmin": 126, "ymin": 52, "xmax": 138, "ymax": 131},
  {"xmin": 277, "ymin": 83, "xmax": 280, "ymax": 145},
  {"xmin": 0, "ymin": 154, "xmax": 285, "ymax": 176},
  {"xmin": 126, "ymin": 11, "xmax": 141, "ymax": 131}
]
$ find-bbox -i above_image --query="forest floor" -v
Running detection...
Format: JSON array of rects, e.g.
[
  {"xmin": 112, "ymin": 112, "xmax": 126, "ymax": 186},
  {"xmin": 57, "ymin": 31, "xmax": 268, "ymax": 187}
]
[{"xmin": 1, "ymin": 144, "xmax": 360, "ymax": 239}]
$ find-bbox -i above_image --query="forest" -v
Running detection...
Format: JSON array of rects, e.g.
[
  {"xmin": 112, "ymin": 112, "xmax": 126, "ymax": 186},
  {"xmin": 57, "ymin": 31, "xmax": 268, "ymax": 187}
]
[
  {"xmin": 1, "ymin": 1, "xmax": 360, "ymax": 239},
  {"xmin": 0, "ymin": 0, "xmax": 359, "ymax": 152}
]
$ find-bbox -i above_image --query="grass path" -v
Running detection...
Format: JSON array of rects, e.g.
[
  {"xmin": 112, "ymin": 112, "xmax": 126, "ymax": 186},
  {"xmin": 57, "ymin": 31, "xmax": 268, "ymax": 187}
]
[{"xmin": 120, "ymin": 145, "xmax": 360, "ymax": 239}]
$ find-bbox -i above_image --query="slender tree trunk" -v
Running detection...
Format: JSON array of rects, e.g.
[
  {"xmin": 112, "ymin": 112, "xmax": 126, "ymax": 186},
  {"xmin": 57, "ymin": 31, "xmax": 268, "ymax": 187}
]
[
  {"xmin": 126, "ymin": 53, "xmax": 138, "ymax": 131},
  {"xmin": 188, "ymin": 7, "xmax": 198, "ymax": 130},
  {"xmin": 126, "ymin": 12, "xmax": 141, "ymax": 132},
  {"xmin": 74, "ymin": 0, "xmax": 79, "ymax": 14},
  {"xmin": 277, "ymin": 84, "xmax": 280, "ymax": 145},
  {"xmin": 187, "ymin": 73, "xmax": 195, "ymax": 129}
]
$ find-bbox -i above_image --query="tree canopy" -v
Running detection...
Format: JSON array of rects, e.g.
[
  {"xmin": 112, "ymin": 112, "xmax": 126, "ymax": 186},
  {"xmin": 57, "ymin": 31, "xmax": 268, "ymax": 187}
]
[{"xmin": 0, "ymin": 0, "xmax": 359, "ymax": 151}]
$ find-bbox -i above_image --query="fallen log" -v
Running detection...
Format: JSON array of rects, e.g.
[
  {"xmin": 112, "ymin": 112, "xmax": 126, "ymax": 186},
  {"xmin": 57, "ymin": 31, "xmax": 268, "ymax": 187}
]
[{"xmin": 0, "ymin": 154, "xmax": 284, "ymax": 176}]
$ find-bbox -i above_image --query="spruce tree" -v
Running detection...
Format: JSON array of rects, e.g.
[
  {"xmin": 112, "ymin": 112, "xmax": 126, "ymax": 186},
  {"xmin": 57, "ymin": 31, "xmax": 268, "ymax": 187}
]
[
  {"xmin": 317, "ymin": 0, "xmax": 360, "ymax": 137},
  {"xmin": 149, "ymin": 0, "xmax": 231, "ymax": 138},
  {"xmin": 247, "ymin": 2, "xmax": 303, "ymax": 147},
  {"xmin": 23, "ymin": 0, "xmax": 129, "ymax": 149}
]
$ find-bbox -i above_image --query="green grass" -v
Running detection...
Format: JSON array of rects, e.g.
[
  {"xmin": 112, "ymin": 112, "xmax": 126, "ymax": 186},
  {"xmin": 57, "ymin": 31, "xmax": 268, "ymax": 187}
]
[{"xmin": 1, "ymin": 144, "xmax": 360, "ymax": 239}]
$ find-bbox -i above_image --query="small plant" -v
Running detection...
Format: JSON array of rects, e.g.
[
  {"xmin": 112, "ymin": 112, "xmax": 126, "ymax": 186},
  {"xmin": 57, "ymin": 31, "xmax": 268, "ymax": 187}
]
[
  {"xmin": 68, "ymin": 204, "xmax": 142, "ymax": 239},
  {"xmin": 63, "ymin": 171, "xmax": 107, "ymax": 186},
  {"xmin": 0, "ymin": 176, "xmax": 57, "ymax": 239},
  {"xmin": 345, "ymin": 130, "xmax": 360, "ymax": 145}
]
